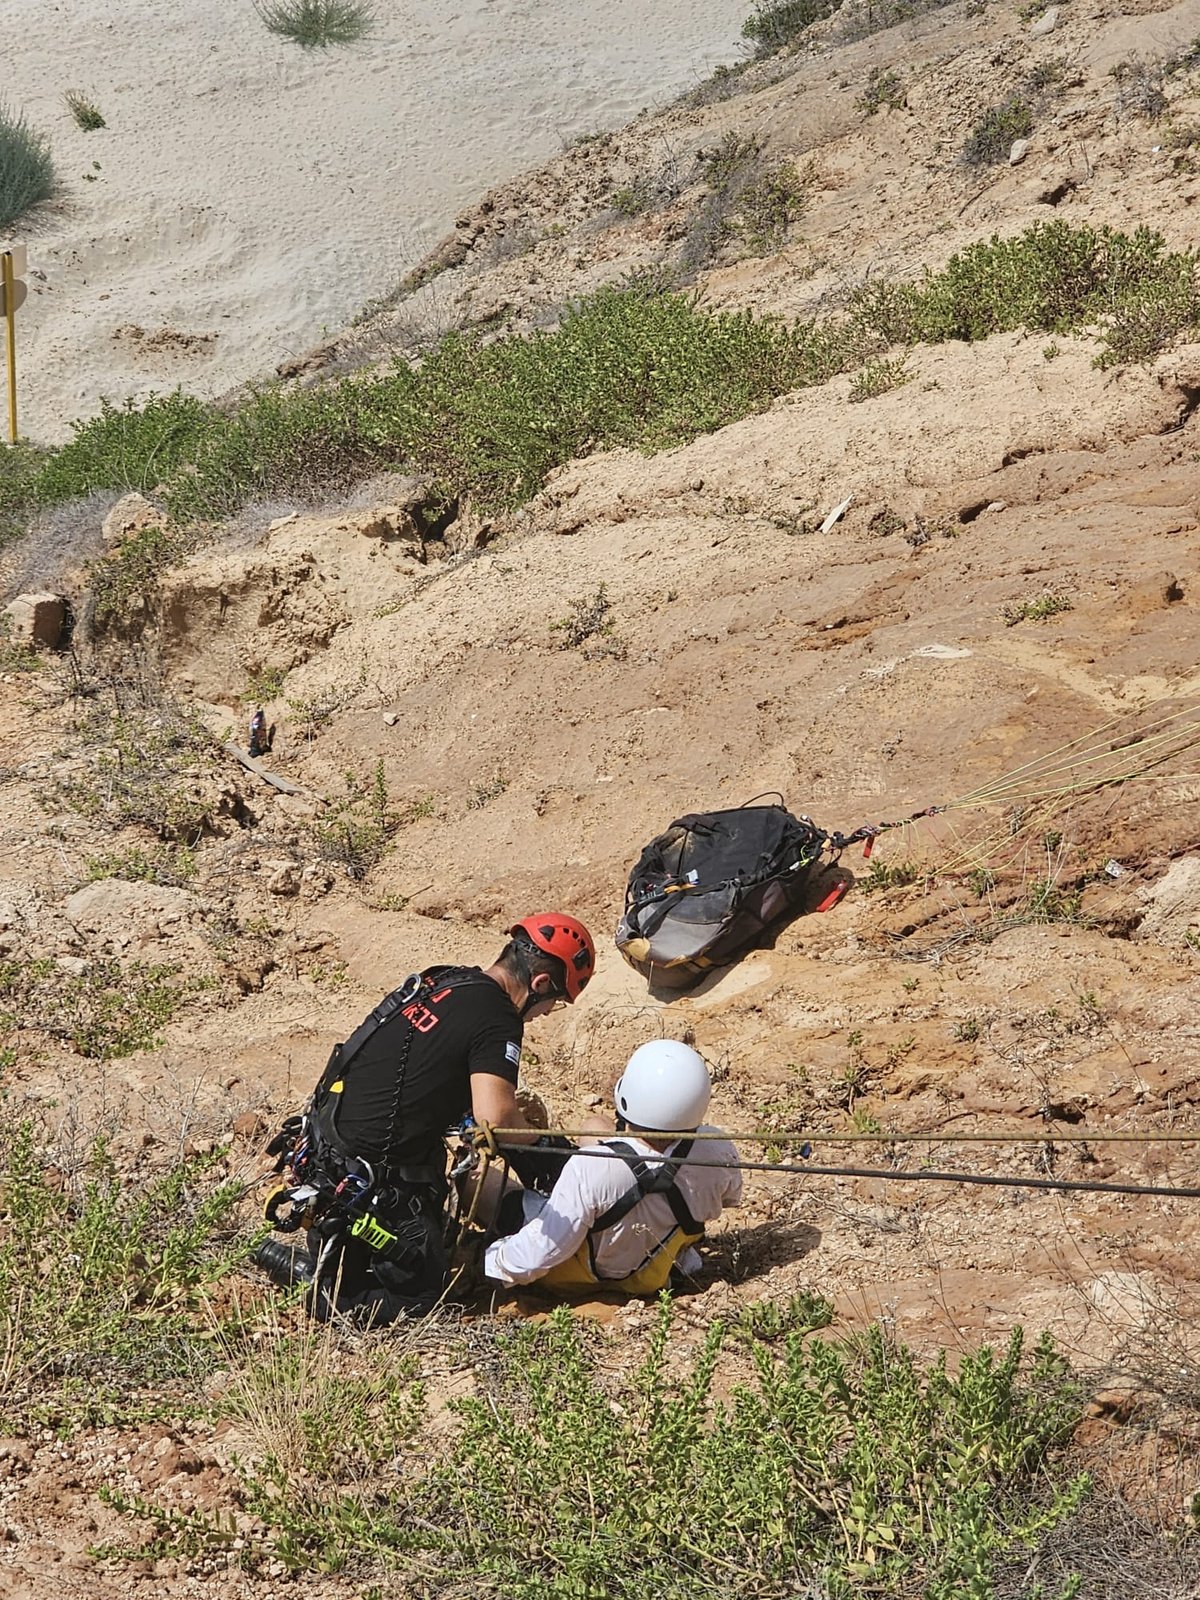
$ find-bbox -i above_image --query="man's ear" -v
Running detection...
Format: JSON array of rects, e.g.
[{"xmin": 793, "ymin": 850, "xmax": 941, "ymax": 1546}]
[{"xmin": 529, "ymin": 970, "xmax": 553, "ymax": 997}]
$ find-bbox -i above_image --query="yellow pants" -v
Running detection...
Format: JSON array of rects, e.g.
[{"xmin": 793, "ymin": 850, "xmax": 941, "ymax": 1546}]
[{"xmin": 539, "ymin": 1228, "xmax": 703, "ymax": 1296}]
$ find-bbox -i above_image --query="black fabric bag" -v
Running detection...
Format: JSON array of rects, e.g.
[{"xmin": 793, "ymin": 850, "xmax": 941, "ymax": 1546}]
[{"xmin": 616, "ymin": 800, "xmax": 828, "ymax": 987}]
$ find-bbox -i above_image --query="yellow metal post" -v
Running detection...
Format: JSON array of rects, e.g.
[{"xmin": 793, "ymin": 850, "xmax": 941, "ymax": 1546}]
[{"xmin": 2, "ymin": 251, "xmax": 15, "ymax": 444}]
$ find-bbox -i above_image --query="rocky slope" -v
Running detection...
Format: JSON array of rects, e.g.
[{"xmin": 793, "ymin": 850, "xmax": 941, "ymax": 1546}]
[{"xmin": 3, "ymin": 0, "xmax": 1200, "ymax": 1592}]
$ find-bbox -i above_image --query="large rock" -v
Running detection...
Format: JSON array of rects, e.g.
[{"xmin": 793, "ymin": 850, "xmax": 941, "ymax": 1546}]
[
  {"xmin": 2, "ymin": 592, "xmax": 66, "ymax": 650},
  {"xmin": 64, "ymin": 879, "xmax": 198, "ymax": 940}
]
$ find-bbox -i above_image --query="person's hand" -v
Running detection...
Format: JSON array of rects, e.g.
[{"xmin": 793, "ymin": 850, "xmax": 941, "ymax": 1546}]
[
  {"xmin": 514, "ymin": 1088, "xmax": 550, "ymax": 1130},
  {"xmin": 464, "ymin": 1119, "xmax": 498, "ymax": 1156}
]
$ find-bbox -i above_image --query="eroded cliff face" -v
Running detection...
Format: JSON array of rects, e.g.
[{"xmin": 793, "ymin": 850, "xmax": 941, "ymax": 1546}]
[{"xmin": 2, "ymin": 0, "xmax": 1200, "ymax": 1590}]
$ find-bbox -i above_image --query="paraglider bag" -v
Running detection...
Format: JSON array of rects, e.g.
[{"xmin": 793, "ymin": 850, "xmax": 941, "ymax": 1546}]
[{"xmin": 616, "ymin": 801, "xmax": 827, "ymax": 986}]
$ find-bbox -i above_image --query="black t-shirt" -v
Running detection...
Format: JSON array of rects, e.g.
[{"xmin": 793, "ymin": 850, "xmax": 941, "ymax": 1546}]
[{"xmin": 326, "ymin": 966, "xmax": 522, "ymax": 1171}]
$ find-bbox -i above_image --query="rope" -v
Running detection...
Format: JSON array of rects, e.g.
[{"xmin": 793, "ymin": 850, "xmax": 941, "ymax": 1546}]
[
  {"xmin": 492, "ymin": 1142, "xmax": 1200, "ymax": 1202},
  {"xmin": 491, "ymin": 1126, "xmax": 1200, "ymax": 1145}
]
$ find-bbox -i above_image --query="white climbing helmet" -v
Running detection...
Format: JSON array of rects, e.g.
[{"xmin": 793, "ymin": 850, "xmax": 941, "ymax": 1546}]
[{"xmin": 614, "ymin": 1040, "xmax": 711, "ymax": 1132}]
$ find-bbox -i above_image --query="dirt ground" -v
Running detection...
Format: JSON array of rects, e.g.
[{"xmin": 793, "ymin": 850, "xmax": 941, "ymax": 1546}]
[{"xmin": 4, "ymin": 0, "xmax": 1200, "ymax": 1592}]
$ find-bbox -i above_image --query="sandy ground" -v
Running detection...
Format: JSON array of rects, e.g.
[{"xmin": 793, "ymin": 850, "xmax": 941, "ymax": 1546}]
[{"xmin": 5, "ymin": 0, "xmax": 747, "ymax": 442}]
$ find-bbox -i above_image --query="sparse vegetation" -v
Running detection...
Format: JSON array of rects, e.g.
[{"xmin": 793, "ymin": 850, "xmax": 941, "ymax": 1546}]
[
  {"xmin": 0, "ymin": 956, "xmax": 203, "ymax": 1062},
  {"xmin": 256, "ymin": 0, "xmax": 376, "ymax": 48},
  {"xmin": 467, "ymin": 770, "xmax": 509, "ymax": 810},
  {"xmin": 962, "ymin": 94, "xmax": 1035, "ymax": 166},
  {"xmin": 241, "ymin": 665, "xmax": 285, "ymax": 703},
  {"xmin": 64, "ymin": 90, "xmax": 105, "ymax": 131},
  {"xmin": 313, "ymin": 759, "xmax": 397, "ymax": 879},
  {"xmin": 1025, "ymin": 874, "xmax": 1084, "ymax": 924},
  {"xmin": 849, "ymin": 355, "xmax": 911, "ymax": 402},
  {"xmin": 1002, "ymin": 590, "xmax": 1073, "ymax": 625},
  {"xmin": 969, "ymin": 866, "xmax": 997, "ymax": 898},
  {"xmin": 861, "ymin": 859, "xmax": 923, "ymax": 893},
  {"xmin": 858, "ymin": 67, "xmax": 906, "ymax": 114},
  {"xmin": 0, "ymin": 1121, "xmax": 242, "ymax": 1430},
  {"xmin": 104, "ymin": 1295, "xmax": 1091, "ymax": 1593},
  {"xmin": 4, "ymin": 222, "xmax": 1197, "ymax": 567},
  {"xmin": 49, "ymin": 705, "xmax": 217, "ymax": 842},
  {"xmin": 0, "ymin": 103, "xmax": 56, "ymax": 229},
  {"xmin": 741, "ymin": 0, "xmax": 841, "ymax": 57},
  {"xmin": 85, "ymin": 843, "xmax": 198, "ymax": 886}
]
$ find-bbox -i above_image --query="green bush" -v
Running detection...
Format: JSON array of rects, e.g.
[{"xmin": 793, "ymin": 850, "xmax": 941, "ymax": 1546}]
[
  {"xmin": 0, "ymin": 955, "xmax": 203, "ymax": 1061},
  {"xmin": 0, "ymin": 1121, "xmax": 242, "ymax": 1429},
  {"xmin": 313, "ymin": 759, "xmax": 398, "ymax": 879},
  {"xmin": 962, "ymin": 95, "xmax": 1035, "ymax": 166},
  {"xmin": 11, "ymin": 222, "xmax": 1199, "ymax": 573},
  {"xmin": 741, "ymin": 0, "xmax": 842, "ymax": 58},
  {"xmin": 33, "ymin": 392, "xmax": 213, "ymax": 504},
  {"xmin": 0, "ymin": 104, "xmax": 55, "ymax": 229},
  {"xmin": 64, "ymin": 90, "xmax": 105, "ymax": 131},
  {"xmin": 256, "ymin": 0, "xmax": 376, "ymax": 47}
]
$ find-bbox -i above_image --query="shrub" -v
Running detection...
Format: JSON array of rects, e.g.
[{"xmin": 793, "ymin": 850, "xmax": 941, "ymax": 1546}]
[
  {"xmin": 681, "ymin": 134, "xmax": 763, "ymax": 271},
  {"xmin": 1113, "ymin": 55, "xmax": 1168, "ymax": 122},
  {"xmin": 0, "ymin": 104, "xmax": 55, "ymax": 229},
  {"xmin": 858, "ymin": 67, "xmax": 906, "ymax": 113},
  {"xmin": 256, "ymin": 0, "xmax": 376, "ymax": 47},
  {"xmin": 313, "ymin": 759, "xmax": 397, "ymax": 878},
  {"xmin": 0, "ymin": 440, "xmax": 50, "ymax": 545},
  {"xmin": 741, "ymin": 0, "xmax": 842, "ymax": 58},
  {"xmin": 101, "ymin": 1297, "xmax": 1091, "ymax": 1588},
  {"xmin": 0, "ymin": 955, "xmax": 201, "ymax": 1061},
  {"xmin": 33, "ymin": 392, "xmax": 213, "ymax": 504},
  {"xmin": 734, "ymin": 160, "xmax": 807, "ymax": 254},
  {"xmin": 64, "ymin": 90, "xmax": 105, "ymax": 131},
  {"xmin": 10, "ymin": 222, "xmax": 1199, "ymax": 559},
  {"xmin": 0, "ymin": 1121, "xmax": 242, "ymax": 1430},
  {"xmin": 962, "ymin": 94, "xmax": 1035, "ymax": 165}
]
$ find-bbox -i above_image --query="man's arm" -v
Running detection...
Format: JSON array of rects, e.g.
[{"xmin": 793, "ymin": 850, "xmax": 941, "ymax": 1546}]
[
  {"xmin": 483, "ymin": 1158, "xmax": 594, "ymax": 1286},
  {"xmin": 470, "ymin": 1072, "xmax": 539, "ymax": 1145}
]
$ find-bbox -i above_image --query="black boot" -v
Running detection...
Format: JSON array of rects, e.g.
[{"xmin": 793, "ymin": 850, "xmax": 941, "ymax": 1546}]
[{"xmin": 253, "ymin": 1237, "xmax": 313, "ymax": 1288}]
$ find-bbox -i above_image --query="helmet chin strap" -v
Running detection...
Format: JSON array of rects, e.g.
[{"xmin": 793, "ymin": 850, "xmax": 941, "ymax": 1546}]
[{"xmin": 519, "ymin": 983, "xmax": 565, "ymax": 1019}]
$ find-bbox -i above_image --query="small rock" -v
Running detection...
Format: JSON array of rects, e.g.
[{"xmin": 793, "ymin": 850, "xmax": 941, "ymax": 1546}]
[
  {"xmin": 0, "ymin": 1440, "xmax": 33, "ymax": 1469},
  {"xmin": 263, "ymin": 860, "xmax": 301, "ymax": 896},
  {"xmin": 232, "ymin": 1111, "xmax": 268, "ymax": 1141},
  {"xmin": 1009, "ymin": 138, "xmax": 1029, "ymax": 165},
  {"xmin": 2, "ymin": 592, "xmax": 66, "ymax": 650},
  {"xmin": 1029, "ymin": 4, "xmax": 1057, "ymax": 34},
  {"xmin": 986, "ymin": 499, "xmax": 1007, "ymax": 513},
  {"xmin": 581, "ymin": 1094, "xmax": 603, "ymax": 1109},
  {"xmin": 690, "ymin": 477, "xmax": 705, "ymax": 491},
  {"xmin": 54, "ymin": 956, "xmax": 88, "ymax": 978},
  {"xmin": 383, "ymin": 712, "xmax": 400, "ymax": 726},
  {"xmin": 101, "ymin": 492, "xmax": 166, "ymax": 548}
]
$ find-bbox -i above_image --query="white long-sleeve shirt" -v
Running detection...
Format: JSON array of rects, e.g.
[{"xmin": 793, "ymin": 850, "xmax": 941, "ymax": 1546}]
[{"xmin": 484, "ymin": 1128, "xmax": 743, "ymax": 1287}]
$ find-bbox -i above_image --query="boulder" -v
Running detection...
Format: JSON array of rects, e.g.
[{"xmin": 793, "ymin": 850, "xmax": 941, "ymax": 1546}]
[
  {"xmin": 64, "ymin": 879, "xmax": 197, "ymax": 938},
  {"xmin": 2, "ymin": 592, "xmax": 66, "ymax": 650},
  {"xmin": 101, "ymin": 492, "xmax": 169, "ymax": 548}
]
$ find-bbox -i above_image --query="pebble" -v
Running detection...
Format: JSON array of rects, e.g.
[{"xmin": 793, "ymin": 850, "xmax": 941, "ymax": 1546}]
[{"xmin": 1009, "ymin": 139, "xmax": 1029, "ymax": 165}]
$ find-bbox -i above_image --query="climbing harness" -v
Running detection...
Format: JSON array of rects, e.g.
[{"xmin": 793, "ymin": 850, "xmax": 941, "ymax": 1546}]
[{"xmin": 263, "ymin": 966, "xmax": 502, "ymax": 1310}]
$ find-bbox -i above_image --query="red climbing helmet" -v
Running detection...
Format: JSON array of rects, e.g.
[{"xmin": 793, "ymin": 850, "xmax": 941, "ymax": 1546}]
[{"xmin": 508, "ymin": 913, "xmax": 595, "ymax": 1002}]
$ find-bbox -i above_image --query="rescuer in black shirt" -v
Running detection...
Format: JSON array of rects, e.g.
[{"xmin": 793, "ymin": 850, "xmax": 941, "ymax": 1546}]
[{"xmin": 256, "ymin": 912, "xmax": 595, "ymax": 1323}]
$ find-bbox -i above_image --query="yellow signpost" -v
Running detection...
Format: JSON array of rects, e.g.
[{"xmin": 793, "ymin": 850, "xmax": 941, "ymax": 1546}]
[{"xmin": 0, "ymin": 245, "xmax": 27, "ymax": 444}]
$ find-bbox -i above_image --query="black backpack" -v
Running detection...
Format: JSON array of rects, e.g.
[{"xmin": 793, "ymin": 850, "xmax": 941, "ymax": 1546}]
[{"xmin": 616, "ymin": 800, "xmax": 831, "ymax": 987}]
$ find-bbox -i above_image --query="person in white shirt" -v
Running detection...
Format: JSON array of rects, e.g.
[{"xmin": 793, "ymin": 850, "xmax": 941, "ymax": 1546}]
[{"xmin": 484, "ymin": 1040, "xmax": 742, "ymax": 1296}]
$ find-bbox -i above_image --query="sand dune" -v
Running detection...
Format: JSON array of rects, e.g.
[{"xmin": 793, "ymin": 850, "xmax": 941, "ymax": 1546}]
[{"xmin": 6, "ymin": 0, "xmax": 747, "ymax": 441}]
